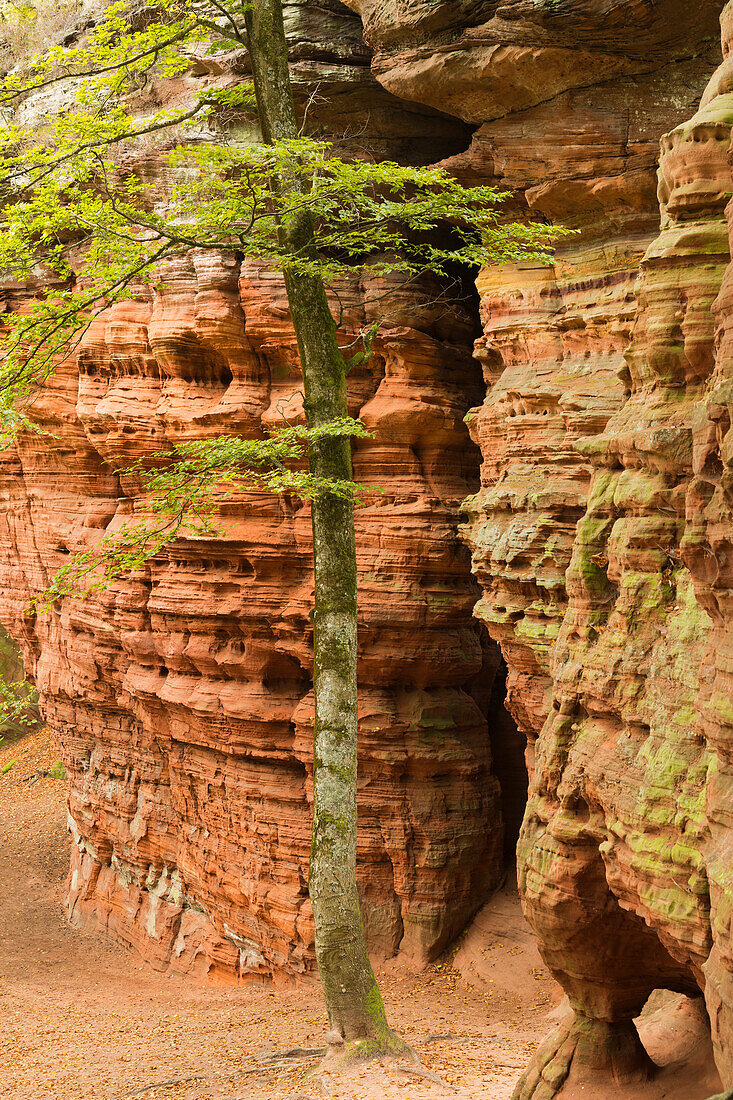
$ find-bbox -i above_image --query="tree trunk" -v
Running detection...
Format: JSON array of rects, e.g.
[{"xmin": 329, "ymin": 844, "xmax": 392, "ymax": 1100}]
[{"xmin": 244, "ymin": 0, "xmax": 400, "ymax": 1051}]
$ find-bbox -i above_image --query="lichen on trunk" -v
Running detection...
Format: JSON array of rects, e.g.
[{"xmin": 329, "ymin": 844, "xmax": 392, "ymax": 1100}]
[{"xmin": 244, "ymin": 0, "xmax": 401, "ymax": 1051}]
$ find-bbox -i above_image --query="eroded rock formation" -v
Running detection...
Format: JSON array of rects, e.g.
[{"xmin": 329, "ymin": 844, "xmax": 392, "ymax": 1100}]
[
  {"xmin": 347, "ymin": 0, "xmax": 733, "ymax": 1093},
  {"xmin": 366, "ymin": 0, "xmax": 733, "ymax": 1094},
  {"xmin": 6, "ymin": 0, "xmax": 733, "ymax": 1093},
  {"xmin": 511, "ymin": 16, "xmax": 733, "ymax": 1095},
  {"xmin": 0, "ymin": 4, "xmax": 504, "ymax": 980}
]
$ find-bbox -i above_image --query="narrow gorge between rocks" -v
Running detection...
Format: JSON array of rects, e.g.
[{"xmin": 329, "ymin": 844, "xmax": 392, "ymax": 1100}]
[{"xmin": 4, "ymin": 1, "xmax": 733, "ymax": 1098}]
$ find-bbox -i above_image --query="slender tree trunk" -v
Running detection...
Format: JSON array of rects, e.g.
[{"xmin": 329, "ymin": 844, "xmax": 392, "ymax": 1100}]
[{"xmin": 244, "ymin": 0, "xmax": 400, "ymax": 1050}]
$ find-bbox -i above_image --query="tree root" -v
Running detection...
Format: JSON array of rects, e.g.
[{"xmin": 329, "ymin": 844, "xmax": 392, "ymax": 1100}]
[
  {"xmin": 420, "ymin": 1031, "xmax": 460, "ymax": 1044},
  {"xmin": 241, "ymin": 1046, "xmax": 327, "ymax": 1077},
  {"xmin": 122, "ymin": 1076, "xmax": 207, "ymax": 1097},
  {"xmin": 254, "ymin": 1046, "xmax": 327, "ymax": 1062},
  {"xmin": 393, "ymin": 1064, "xmax": 456, "ymax": 1090},
  {"xmin": 319, "ymin": 1028, "xmax": 411, "ymax": 1070},
  {"xmin": 123, "ymin": 1033, "xmax": 464, "ymax": 1097}
]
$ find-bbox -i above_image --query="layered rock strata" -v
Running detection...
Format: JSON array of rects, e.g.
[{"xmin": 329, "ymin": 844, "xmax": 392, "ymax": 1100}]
[
  {"xmin": 413, "ymin": 0, "xmax": 723, "ymax": 750},
  {"xmin": 396, "ymin": 0, "xmax": 733, "ymax": 1094},
  {"xmin": 683, "ymin": 7, "xmax": 733, "ymax": 1080},
  {"xmin": 511, "ymin": 13, "xmax": 733, "ymax": 1092},
  {"xmin": 4, "ymin": 16, "xmax": 733, "ymax": 1096},
  {"xmin": 0, "ymin": 4, "xmax": 505, "ymax": 980},
  {"xmin": 347, "ymin": 0, "xmax": 733, "ymax": 1092},
  {"xmin": 0, "ymin": 263, "xmax": 504, "ymax": 981}
]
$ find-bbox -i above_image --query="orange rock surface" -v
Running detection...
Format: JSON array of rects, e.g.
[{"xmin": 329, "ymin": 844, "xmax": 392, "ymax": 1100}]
[
  {"xmin": 0, "ymin": 5, "xmax": 508, "ymax": 981},
  {"xmin": 8, "ymin": 4, "xmax": 733, "ymax": 1095},
  {"xmin": 0, "ymin": 267, "xmax": 508, "ymax": 982},
  {"xmin": 350, "ymin": 0, "xmax": 733, "ymax": 1093}
]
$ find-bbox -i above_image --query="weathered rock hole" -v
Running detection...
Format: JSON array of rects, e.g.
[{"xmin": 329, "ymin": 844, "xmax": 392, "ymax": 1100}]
[
  {"xmin": 488, "ymin": 656, "xmax": 528, "ymax": 860},
  {"xmin": 635, "ymin": 990, "xmax": 719, "ymax": 1086},
  {"xmin": 571, "ymin": 795, "xmax": 591, "ymax": 824},
  {"xmin": 703, "ymin": 451, "xmax": 724, "ymax": 481}
]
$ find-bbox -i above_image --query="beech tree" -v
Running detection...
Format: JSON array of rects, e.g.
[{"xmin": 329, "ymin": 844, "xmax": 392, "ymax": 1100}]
[{"xmin": 0, "ymin": 0, "xmax": 561, "ymax": 1057}]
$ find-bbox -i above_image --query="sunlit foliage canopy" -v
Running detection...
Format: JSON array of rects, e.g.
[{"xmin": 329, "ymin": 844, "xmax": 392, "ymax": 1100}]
[{"xmin": 0, "ymin": 0, "xmax": 564, "ymax": 603}]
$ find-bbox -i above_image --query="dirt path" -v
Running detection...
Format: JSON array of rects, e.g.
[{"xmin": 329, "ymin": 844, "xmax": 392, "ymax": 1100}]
[
  {"xmin": 0, "ymin": 728, "xmax": 564, "ymax": 1100},
  {"xmin": 0, "ymin": 728, "xmax": 720, "ymax": 1100}
]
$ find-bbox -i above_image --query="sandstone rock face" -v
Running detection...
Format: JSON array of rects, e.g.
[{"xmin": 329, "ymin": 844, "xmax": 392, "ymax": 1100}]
[
  {"xmin": 343, "ymin": 0, "xmax": 725, "ymax": 755},
  {"xmin": 349, "ymin": 0, "xmax": 733, "ymax": 1092},
  {"xmin": 399, "ymin": 0, "xmax": 733, "ymax": 1093},
  {"xmin": 0, "ymin": 258, "xmax": 505, "ymax": 981},
  {"xmin": 512, "ymin": 16, "xmax": 733, "ymax": 1089},
  {"xmin": 6, "ymin": 12, "xmax": 733, "ymax": 1098},
  {"xmin": 684, "ymin": 6, "xmax": 733, "ymax": 1079},
  {"xmin": 0, "ymin": 4, "xmax": 509, "ymax": 981},
  {"xmin": 449, "ymin": 2, "xmax": 723, "ymax": 751}
]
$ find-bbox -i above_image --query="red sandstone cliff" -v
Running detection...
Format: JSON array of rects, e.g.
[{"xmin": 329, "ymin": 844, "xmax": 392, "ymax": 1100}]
[
  {"xmin": 349, "ymin": 0, "xmax": 733, "ymax": 1093},
  {"xmin": 0, "ymin": 3, "xmax": 507, "ymax": 981},
  {"xmin": 6, "ymin": 1, "xmax": 733, "ymax": 1094}
]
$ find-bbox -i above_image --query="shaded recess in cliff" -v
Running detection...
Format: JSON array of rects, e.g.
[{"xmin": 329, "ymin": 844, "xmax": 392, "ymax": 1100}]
[{"xmin": 487, "ymin": 657, "xmax": 528, "ymax": 859}]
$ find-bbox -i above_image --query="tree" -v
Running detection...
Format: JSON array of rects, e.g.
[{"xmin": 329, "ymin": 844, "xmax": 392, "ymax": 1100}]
[{"xmin": 0, "ymin": 0, "xmax": 562, "ymax": 1058}]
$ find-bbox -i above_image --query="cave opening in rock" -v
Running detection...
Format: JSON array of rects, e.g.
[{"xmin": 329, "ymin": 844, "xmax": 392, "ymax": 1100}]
[{"xmin": 488, "ymin": 655, "xmax": 528, "ymax": 861}]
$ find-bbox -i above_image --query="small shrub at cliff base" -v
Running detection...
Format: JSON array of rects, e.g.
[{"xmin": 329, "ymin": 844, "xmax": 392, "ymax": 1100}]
[
  {"xmin": 48, "ymin": 761, "xmax": 67, "ymax": 780},
  {"xmin": 0, "ymin": 626, "xmax": 40, "ymax": 733},
  {"xmin": 0, "ymin": 677, "xmax": 40, "ymax": 735}
]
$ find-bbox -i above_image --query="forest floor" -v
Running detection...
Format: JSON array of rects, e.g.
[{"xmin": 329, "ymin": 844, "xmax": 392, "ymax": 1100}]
[{"xmin": 0, "ymin": 727, "xmax": 723, "ymax": 1100}]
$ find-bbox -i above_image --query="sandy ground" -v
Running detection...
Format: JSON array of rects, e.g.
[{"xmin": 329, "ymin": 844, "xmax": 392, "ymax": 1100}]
[{"xmin": 0, "ymin": 728, "xmax": 722, "ymax": 1100}]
